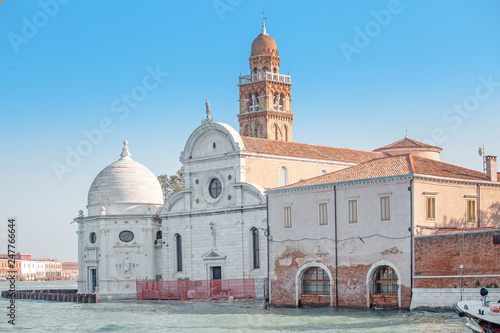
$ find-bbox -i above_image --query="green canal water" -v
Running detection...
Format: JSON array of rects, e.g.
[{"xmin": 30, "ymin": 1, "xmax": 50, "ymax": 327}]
[{"xmin": 0, "ymin": 281, "xmax": 467, "ymax": 332}]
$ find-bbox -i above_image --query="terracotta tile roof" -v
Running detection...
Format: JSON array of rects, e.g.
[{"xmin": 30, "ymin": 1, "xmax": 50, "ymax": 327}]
[
  {"xmin": 411, "ymin": 155, "xmax": 490, "ymax": 181},
  {"xmin": 273, "ymin": 154, "xmax": 493, "ymax": 191},
  {"xmin": 278, "ymin": 154, "xmax": 413, "ymax": 189},
  {"xmin": 432, "ymin": 227, "xmax": 496, "ymax": 235},
  {"xmin": 374, "ymin": 137, "xmax": 442, "ymax": 151},
  {"xmin": 241, "ymin": 137, "xmax": 385, "ymax": 163}
]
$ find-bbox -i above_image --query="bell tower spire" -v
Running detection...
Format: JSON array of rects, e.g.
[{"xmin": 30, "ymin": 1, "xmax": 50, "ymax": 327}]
[
  {"xmin": 261, "ymin": 10, "xmax": 267, "ymax": 35},
  {"xmin": 237, "ymin": 17, "xmax": 294, "ymax": 142}
]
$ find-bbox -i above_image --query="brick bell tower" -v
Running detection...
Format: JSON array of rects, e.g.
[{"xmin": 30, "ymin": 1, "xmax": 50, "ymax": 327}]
[{"xmin": 237, "ymin": 17, "xmax": 293, "ymax": 142}]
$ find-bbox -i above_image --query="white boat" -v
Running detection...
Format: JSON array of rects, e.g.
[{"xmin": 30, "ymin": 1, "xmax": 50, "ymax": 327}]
[{"xmin": 453, "ymin": 288, "xmax": 500, "ymax": 333}]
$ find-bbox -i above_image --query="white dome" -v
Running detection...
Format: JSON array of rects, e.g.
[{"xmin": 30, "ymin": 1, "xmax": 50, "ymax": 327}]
[{"xmin": 87, "ymin": 141, "xmax": 164, "ymax": 216}]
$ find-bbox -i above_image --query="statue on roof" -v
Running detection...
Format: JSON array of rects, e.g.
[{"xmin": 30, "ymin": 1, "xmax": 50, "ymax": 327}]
[{"xmin": 205, "ymin": 98, "xmax": 211, "ymax": 119}]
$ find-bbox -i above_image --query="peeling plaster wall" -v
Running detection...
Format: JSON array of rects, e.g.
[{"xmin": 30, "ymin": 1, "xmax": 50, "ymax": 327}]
[{"xmin": 268, "ymin": 179, "xmax": 412, "ymax": 308}]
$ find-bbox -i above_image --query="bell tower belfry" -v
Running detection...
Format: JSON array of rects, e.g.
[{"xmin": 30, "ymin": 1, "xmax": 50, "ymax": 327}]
[{"xmin": 237, "ymin": 17, "xmax": 294, "ymax": 142}]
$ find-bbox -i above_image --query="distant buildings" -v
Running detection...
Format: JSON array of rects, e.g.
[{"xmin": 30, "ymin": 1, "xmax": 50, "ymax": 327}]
[{"xmin": 0, "ymin": 253, "xmax": 76, "ymax": 281}]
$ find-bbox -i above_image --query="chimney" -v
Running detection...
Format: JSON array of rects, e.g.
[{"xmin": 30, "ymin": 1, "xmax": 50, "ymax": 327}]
[{"xmin": 486, "ymin": 155, "xmax": 497, "ymax": 182}]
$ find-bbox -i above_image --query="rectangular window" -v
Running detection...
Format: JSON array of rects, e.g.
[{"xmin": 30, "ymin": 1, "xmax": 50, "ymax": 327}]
[
  {"xmin": 467, "ymin": 198, "xmax": 477, "ymax": 223},
  {"xmin": 380, "ymin": 196, "xmax": 391, "ymax": 222},
  {"xmin": 319, "ymin": 202, "xmax": 328, "ymax": 226},
  {"xmin": 426, "ymin": 195, "xmax": 436, "ymax": 221},
  {"xmin": 284, "ymin": 206, "xmax": 292, "ymax": 228},
  {"xmin": 348, "ymin": 199, "xmax": 358, "ymax": 224}
]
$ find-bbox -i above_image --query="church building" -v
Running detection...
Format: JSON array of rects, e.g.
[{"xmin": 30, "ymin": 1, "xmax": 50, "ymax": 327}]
[
  {"xmin": 75, "ymin": 19, "xmax": 500, "ymax": 305},
  {"xmin": 75, "ymin": 19, "xmax": 388, "ymax": 300}
]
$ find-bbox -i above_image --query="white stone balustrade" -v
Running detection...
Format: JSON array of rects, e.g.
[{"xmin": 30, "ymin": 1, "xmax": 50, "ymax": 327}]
[{"xmin": 239, "ymin": 72, "xmax": 291, "ymax": 84}]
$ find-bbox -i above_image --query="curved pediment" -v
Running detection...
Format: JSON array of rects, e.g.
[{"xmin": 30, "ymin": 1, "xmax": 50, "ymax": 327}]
[
  {"xmin": 160, "ymin": 189, "xmax": 191, "ymax": 214},
  {"xmin": 181, "ymin": 122, "xmax": 244, "ymax": 161},
  {"xmin": 239, "ymin": 182, "xmax": 267, "ymax": 205}
]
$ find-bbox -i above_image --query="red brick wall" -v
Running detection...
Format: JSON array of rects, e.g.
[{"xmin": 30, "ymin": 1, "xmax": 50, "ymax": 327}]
[
  {"xmin": 414, "ymin": 230, "xmax": 500, "ymax": 288},
  {"xmin": 271, "ymin": 247, "xmax": 307, "ymax": 307},
  {"xmin": 336, "ymin": 264, "xmax": 368, "ymax": 308}
]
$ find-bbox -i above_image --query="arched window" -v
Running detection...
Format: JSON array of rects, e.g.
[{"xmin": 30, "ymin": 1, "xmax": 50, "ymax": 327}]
[
  {"xmin": 253, "ymin": 67, "xmax": 257, "ymax": 74},
  {"xmin": 156, "ymin": 231, "xmax": 162, "ymax": 240},
  {"xmin": 263, "ymin": 66, "xmax": 268, "ymax": 72},
  {"xmin": 251, "ymin": 228, "xmax": 260, "ymax": 269},
  {"xmin": 273, "ymin": 67, "xmax": 278, "ymax": 73},
  {"xmin": 373, "ymin": 266, "xmax": 398, "ymax": 295},
  {"xmin": 283, "ymin": 125, "xmax": 288, "ymax": 142},
  {"xmin": 320, "ymin": 169, "xmax": 327, "ymax": 175},
  {"xmin": 279, "ymin": 166, "xmax": 289, "ymax": 187},
  {"xmin": 303, "ymin": 267, "xmax": 330, "ymax": 295},
  {"xmin": 175, "ymin": 234, "xmax": 182, "ymax": 272},
  {"xmin": 273, "ymin": 123, "xmax": 279, "ymax": 140},
  {"xmin": 254, "ymin": 123, "xmax": 260, "ymax": 137}
]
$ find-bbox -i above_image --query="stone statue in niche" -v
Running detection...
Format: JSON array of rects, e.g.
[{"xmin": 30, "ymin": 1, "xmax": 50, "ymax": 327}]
[
  {"xmin": 210, "ymin": 223, "xmax": 216, "ymax": 249},
  {"xmin": 123, "ymin": 257, "xmax": 132, "ymax": 277}
]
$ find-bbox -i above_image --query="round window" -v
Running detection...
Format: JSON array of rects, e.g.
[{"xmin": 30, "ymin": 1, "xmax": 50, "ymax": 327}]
[
  {"xmin": 89, "ymin": 232, "xmax": 97, "ymax": 244},
  {"xmin": 119, "ymin": 230, "xmax": 134, "ymax": 242},
  {"xmin": 209, "ymin": 178, "xmax": 222, "ymax": 199}
]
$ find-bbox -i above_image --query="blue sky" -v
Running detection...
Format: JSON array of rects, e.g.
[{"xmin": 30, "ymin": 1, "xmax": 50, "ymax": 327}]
[{"xmin": 1, "ymin": 0, "xmax": 499, "ymax": 262}]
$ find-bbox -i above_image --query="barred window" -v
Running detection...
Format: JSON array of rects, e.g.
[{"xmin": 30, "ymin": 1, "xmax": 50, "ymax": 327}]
[
  {"xmin": 303, "ymin": 267, "xmax": 330, "ymax": 295},
  {"xmin": 374, "ymin": 266, "xmax": 398, "ymax": 295}
]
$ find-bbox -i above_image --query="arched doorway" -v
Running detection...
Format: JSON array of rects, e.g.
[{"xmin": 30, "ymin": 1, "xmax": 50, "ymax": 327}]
[
  {"xmin": 295, "ymin": 263, "xmax": 333, "ymax": 307},
  {"xmin": 366, "ymin": 261, "xmax": 401, "ymax": 308}
]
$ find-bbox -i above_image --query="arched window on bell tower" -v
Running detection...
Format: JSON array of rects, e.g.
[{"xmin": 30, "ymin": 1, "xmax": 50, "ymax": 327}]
[
  {"xmin": 283, "ymin": 125, "xmax": 288, "ymax": 142},
  {"xmin": 273, "ymin": 124, "xmax": 278, "ymax": 140}
]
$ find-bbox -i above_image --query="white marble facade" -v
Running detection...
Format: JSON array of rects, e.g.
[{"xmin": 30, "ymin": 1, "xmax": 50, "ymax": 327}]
[
  {"xmin": 77, "ymin": 121, "xmax": 268, "ymax": 299},
  {"xmin": 159, "ymin": 120, "xmax": 268, "ymax": 284},
  {"xmin": 76, "ymin": 141, "xmax": 164, "ymax": 299}
]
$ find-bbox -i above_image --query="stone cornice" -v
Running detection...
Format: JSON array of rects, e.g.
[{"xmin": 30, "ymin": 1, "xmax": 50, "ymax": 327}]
[
  {"xmin": 162, "ymin": 204, "xmax": 266, "ymax": 219},
  {"xmin": 266, "ymin": 175, "xmax": 413, "ymax": 196},
  {"xmin": 76, "ymin": 215, "xmax": 155, "ymax": 222},
  {"xmin": 413, "ymin": 174, "xmax": 500, "ymax": 187},
  {"xmin": 241, "ymin": 151, "xmax": 358, "ymax": 168}
]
